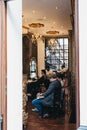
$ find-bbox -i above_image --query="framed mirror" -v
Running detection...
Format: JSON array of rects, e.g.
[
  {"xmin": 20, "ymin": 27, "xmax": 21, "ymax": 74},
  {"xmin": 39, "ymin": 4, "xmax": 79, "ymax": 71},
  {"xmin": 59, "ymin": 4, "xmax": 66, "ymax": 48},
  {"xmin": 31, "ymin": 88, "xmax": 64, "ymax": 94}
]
[{"xmin": 29, "ymin": 57, "xmax": 37, "ymax": 79}]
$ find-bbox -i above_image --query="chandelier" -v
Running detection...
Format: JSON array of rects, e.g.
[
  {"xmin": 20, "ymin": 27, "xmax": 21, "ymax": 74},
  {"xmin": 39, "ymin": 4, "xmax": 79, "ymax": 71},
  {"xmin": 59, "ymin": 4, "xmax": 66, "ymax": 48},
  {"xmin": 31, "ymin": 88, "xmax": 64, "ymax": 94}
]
[
  {"xmin": 29, "ymin": 23, "xmax": 44, "ymax": 43},
  {"xmin": 29, "ymin": 23, "xmax": 44, "ymax": 28},
  {"xmin": 48, "ymin": 39, "xmax": 58, "ymax": 47},
  {"xmin": 31, "ymin": 33, "xmax": 42, "ymax": 43}
]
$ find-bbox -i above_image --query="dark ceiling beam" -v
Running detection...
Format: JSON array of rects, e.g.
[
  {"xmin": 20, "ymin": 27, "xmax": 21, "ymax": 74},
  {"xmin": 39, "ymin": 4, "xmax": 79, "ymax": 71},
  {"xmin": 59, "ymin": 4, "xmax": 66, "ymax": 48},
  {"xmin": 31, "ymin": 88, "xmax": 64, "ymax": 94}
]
[
  {"xmin": 70, "ymin": 0, "xmax": 75, "ymax": 28},
  {"xmin": 71, "ymin": 0, "xmax": 75, "ymax": 15}
]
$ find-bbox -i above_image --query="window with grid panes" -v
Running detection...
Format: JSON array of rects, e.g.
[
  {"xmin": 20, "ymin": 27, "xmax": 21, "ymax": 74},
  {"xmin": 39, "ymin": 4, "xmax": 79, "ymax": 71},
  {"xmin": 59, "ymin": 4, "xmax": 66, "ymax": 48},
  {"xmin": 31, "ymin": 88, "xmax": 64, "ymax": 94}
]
[{"xmin": 45, "ymin": 38, "xmax": 68, "ymax": 71}]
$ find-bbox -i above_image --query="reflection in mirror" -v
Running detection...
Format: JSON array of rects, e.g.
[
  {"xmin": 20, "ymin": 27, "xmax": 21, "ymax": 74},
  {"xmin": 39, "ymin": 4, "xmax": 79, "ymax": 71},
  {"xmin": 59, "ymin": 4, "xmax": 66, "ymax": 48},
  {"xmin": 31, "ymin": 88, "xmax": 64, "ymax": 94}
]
[{"xmin": 30, "ymin": 57, "xmax": 37, "ymax": 79}]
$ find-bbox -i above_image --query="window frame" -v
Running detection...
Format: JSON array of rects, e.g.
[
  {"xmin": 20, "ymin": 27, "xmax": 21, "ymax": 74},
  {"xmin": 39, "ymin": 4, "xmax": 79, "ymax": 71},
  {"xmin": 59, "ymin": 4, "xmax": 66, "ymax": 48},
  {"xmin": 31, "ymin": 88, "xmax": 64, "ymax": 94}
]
[{"xmin": 45, "ymin": 37, "xmax": 69, "ymax": 71}]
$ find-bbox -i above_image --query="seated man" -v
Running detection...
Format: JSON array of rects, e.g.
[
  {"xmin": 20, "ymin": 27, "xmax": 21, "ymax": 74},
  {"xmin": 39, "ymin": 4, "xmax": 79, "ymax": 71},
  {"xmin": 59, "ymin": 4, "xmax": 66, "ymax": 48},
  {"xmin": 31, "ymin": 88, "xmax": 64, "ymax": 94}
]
[
  {"xmin": 32, "ymin": 72, "xmax": 61, "ymax": 117},
  {"xmin": 27, "ymin": 69, "xmax": 50, "ymax": 99}
]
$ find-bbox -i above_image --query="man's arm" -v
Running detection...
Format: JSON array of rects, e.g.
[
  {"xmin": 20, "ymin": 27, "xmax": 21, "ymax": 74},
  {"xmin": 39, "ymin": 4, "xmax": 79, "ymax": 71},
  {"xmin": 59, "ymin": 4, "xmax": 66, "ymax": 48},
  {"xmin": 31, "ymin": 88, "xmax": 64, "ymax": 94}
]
[{"xmin": 42, "ymin": 83, "xmax": 54, "ymax": 97}]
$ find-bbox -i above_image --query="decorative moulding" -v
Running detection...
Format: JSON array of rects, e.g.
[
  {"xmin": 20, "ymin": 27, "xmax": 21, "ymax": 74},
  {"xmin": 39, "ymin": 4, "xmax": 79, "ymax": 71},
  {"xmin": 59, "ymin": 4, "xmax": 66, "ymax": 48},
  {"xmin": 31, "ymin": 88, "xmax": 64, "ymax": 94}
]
[
  {"xmin": 29, "ymin": 23, "xmax": 44, "ymax": 28},
  {"xmin": 46, "ymin": 31, "xmax": 59, "ymax": 35}
]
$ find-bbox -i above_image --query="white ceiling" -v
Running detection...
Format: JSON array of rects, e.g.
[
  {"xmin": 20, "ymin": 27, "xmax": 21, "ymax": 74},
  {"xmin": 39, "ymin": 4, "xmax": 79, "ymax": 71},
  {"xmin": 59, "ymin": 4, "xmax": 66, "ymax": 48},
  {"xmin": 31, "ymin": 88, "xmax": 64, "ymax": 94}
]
[{"xmin": 22, "ymin": 0, "xmax": 72, "ymax": 36}]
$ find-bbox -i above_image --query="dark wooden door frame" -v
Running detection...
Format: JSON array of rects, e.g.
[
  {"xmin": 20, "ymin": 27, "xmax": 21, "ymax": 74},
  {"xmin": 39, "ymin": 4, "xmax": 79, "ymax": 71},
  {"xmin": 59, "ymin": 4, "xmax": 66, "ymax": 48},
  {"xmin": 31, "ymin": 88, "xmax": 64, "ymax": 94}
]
[
  {"xmin": 0, "ymin": 1, "xmax": 7, "ymax": 130},
  {"xmin": 75, "ymin": 0, "xmax": 80, "ymax": 129}
]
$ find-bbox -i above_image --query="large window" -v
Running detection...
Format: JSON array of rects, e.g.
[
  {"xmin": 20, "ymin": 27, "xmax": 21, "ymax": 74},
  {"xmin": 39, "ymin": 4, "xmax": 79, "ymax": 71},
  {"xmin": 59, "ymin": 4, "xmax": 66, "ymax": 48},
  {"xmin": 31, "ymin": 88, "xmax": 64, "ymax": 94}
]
[{"xmin": 45, "ymin": 38, "xmax": 68, "ymax": 71}]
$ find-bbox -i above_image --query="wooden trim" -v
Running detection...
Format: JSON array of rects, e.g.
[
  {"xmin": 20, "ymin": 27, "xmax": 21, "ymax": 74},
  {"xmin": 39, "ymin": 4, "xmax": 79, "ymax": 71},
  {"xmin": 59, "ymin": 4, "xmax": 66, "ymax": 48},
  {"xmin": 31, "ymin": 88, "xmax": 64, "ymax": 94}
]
[
  {"xmin": 75, "ymin": 0, "xmax": 80, "ymax": 129},
  {"xmin": 0, "ymin": 1, "xmax": 2, "ymax": 115},
  {"xmin": 0, "ymin": 0, "xmax": 4, "ymax": 116},
  {"xmin": 0, "ymin": 1, "xmax": 7, "ymax": 130},
  {"xmin": 3, "ymin": 2, "xmax": 7, "ymax": 130},
  {"xmin": 71, "ymin": 0, "xmax": 75, "ymax": 15}
]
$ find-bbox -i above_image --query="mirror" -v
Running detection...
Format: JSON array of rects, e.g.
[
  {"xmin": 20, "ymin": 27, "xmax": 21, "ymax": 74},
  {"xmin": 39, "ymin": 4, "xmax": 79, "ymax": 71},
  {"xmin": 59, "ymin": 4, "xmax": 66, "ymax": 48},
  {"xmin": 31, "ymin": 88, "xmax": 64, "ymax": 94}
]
[{"xmin": 30, "ymin": 57, "xmax": 37, "ymax": 79}]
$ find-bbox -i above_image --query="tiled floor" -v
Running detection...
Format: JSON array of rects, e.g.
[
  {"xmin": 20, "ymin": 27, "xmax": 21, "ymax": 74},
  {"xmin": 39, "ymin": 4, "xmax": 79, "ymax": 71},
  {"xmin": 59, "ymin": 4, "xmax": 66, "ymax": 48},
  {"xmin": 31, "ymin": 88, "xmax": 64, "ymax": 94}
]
[{"xmin": 26, "ymin": 101, "xmax": 76, "ymax": 130}]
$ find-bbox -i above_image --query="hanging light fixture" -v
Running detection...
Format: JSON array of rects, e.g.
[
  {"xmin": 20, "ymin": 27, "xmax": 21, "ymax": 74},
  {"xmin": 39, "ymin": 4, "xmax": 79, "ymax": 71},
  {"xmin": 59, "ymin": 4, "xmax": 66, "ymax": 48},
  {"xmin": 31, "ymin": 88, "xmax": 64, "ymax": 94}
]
[
  {"xmin": 28, "ymin": 23, "xmax": 44, "ymax": 43},
  {"xmin": 48, "ymin": 39, "xmax": 58, "ymax": 47},
  {"xmin": 29, "ymin": 23, "xmax": 44, "ymax": 28},
  {"xmin": 31, "ymin": 33, "xmax": 42, "ymax": 43}
]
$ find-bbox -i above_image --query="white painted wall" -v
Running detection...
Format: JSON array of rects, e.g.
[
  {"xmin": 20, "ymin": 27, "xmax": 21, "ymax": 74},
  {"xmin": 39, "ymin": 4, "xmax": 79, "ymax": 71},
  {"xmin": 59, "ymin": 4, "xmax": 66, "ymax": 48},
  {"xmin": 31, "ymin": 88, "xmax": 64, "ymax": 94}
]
[
  {"xmin": 7, "ymin": 0, "xmax": 22, "ymax": 130},
  {"xmin": 79, "ymin": 0, "xmax": 87, "ymax": 126}
]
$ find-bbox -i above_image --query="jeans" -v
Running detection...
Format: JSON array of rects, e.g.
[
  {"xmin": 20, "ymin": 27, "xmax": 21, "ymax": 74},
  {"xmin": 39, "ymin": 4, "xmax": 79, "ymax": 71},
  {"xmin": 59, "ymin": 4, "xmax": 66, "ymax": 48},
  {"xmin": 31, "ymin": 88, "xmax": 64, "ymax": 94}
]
[{"xmin": 32, "ymin": 98, "xmax": 43, "ymax": 115}]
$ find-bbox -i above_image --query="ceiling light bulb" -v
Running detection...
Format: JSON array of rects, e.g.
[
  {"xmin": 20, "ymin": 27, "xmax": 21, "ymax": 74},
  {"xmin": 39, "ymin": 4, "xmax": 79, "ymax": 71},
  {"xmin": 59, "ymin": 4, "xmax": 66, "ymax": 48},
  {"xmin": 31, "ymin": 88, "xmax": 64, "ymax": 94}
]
[
  {"xmin": 43, "ymin": 16, "xmax": 46, "ymax": 19},
  {"xmin": 53, "ymin": 21, "xmax": 56, "ymax": 24},
  {"xmin": 61, "ymin": 26, "xmax": 64, "ymax": 28},
  {"xmin": 32, "ymin": 10, "xmax": 35, "ymax": 14},
  {"xmin": 24, "ymin": 18, "xmax": 28, "ymax": 23},
  {"xmin": 56, "ymin": 6, "xmax": 58, "ymax": 10}
]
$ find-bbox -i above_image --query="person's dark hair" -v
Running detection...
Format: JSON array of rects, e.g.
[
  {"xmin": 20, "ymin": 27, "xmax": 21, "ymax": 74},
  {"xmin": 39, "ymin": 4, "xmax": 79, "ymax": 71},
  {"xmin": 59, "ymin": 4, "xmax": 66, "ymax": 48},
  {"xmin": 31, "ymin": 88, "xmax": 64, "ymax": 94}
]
[
  {"xmin": 46, "ymin": 66, "xmax": 50, "ymax": 70},
  {"xmin": 41, "ymin": 69, "xmax": 46, "ymax": 75},
  {"xmin": 57, "ymin": 72, "xmax": 63, "ymax": 80},
  {"xmin": 48, "ymin": 72, "xmax": 57, "ymax": 79},
  {"xmin": 62, "ymin": 62, "xmax": 65, "ymax": 68}
]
